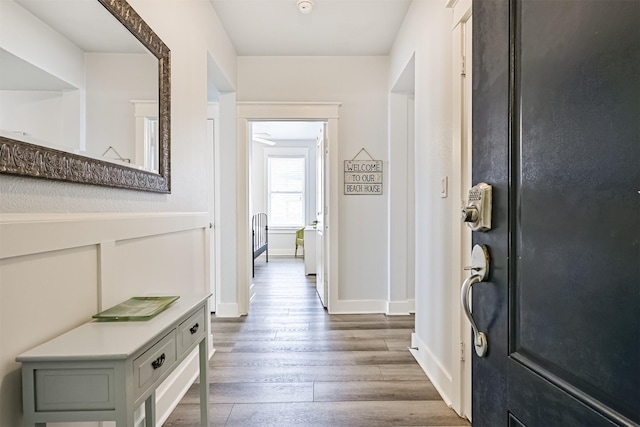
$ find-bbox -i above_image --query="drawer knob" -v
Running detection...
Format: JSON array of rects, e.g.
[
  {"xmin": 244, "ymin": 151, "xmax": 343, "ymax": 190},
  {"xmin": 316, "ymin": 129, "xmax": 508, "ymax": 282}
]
[
  {"xmin": 190, "ymin": 323, "xmax": 199, "ymax": 334},
  {"xmin": 151, "ymin": 353, "xmax": 165, "ymax": 370}
]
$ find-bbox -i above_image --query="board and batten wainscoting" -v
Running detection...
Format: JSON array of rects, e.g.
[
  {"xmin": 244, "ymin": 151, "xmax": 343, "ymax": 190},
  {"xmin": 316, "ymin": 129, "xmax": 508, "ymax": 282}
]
[{"xmin": 0, "ymin": 212, "xmax": 212, "ymax": 427}]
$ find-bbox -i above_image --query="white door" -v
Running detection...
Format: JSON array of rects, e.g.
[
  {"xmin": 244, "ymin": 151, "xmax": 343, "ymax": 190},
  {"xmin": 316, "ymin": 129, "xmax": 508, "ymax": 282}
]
[{"xmin": 315, "ymin": 123, "xmax": 327, "ymax": 307}]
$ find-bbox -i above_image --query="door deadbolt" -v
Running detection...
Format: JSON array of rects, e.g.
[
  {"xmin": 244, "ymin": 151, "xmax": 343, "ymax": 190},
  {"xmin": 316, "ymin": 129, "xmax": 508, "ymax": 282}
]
[
  {"xmin": 462, "ymin": 183, "xmax": 492, "ymax": 231},
  {"xmin": 461, "ymin": 206, "xmax": 478, "ymax": 223}
]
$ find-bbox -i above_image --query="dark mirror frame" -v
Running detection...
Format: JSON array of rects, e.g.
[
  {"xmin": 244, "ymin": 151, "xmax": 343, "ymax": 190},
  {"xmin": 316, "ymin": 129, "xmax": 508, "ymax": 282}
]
[{"xmin": 0, "ymin": 0, "xmax": 171, "ymax": 193}]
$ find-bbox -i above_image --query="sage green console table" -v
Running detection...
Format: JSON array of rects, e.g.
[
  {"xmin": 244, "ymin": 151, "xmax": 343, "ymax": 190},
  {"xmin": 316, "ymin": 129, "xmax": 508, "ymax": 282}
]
[{"xmin": 16, "ymin": 293, "xmax": 211, "ymax": 427}]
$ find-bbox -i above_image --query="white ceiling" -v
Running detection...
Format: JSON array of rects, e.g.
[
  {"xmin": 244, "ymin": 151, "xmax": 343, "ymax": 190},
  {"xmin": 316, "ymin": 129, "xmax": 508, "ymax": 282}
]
[
  {"xmin": 209, "ymin": 0, "xmax": 412, "ymax": 56},
  {"xmin": 15, "ymin": 0, "xmax": 148, "ymax": 53}
]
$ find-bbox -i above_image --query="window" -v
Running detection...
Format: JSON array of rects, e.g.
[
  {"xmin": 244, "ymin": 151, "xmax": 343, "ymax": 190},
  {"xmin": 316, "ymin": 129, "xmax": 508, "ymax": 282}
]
[{"xmin": 268, "ymin": 156, "xmax": 305, "ymax": 227}]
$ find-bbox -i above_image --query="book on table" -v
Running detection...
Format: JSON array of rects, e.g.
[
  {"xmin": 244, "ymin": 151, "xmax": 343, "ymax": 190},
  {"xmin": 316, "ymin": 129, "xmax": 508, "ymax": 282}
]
[{"xmin": 92, "ymin": 296, "xmax": 180, "ymax": 321}]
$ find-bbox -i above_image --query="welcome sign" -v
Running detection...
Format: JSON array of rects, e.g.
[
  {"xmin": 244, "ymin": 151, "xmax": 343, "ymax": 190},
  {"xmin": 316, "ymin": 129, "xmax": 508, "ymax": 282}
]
[{"xmin": 344, "ymin": 160, "xmax": 383, "ymax": 195}]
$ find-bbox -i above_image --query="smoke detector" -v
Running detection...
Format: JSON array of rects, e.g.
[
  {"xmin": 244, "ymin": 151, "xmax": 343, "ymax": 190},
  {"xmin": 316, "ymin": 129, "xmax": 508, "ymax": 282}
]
[{"xmin": 297, "ymin": 0, "xmax": 314, "ymax": 14}]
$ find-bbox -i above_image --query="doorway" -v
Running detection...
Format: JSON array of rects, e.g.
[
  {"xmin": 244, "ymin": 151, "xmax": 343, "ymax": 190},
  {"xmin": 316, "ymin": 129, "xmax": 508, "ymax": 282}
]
[
  {"xmin": 237, "ymin": 102, "xmax": 341, "ymax": 316},
  {"xmin": 247, "ymin": 120, "xmax": 326, "ymax": 305}
]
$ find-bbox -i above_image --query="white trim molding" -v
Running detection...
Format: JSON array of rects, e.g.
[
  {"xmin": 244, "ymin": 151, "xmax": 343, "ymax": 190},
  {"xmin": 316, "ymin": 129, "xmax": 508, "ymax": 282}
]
[
  {"xmin": 447, "ymin": 0, "xmax": 473, "ymax": 419},
  {"xmin": 331, "ymin": 299, "xmax": 388, "ymax": 314},
  {"xmin": 387, "ymin": 300, "xmax": 412, "ymax": 316},
  {"xmin": 215, "ymin": 302, "xmax": 241, "ymax": 318},
  {"xmin": 410, "ymin": 332, "xmax": 454, "ymax": 407},
  {"xmin": 0, "ymin": 212, "xmax": 209, "ymax": 260},
  {"xmin": 446, "ymin": 0, "xmax": 472, "ymax": 29},
  {"xmin": 237, "ymin": 102, "xmax": 341, "ymax": 120}
]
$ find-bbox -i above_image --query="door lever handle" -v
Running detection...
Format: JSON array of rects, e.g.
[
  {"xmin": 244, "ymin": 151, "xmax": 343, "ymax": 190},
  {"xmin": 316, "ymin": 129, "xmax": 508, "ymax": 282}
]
[
  {"xmin": 461, "ymin": 274, "xmax": 488, "ymax": 357},
  {"xmin": 461, "ymin": 244, "xmax": 490, "ymax": 357}
]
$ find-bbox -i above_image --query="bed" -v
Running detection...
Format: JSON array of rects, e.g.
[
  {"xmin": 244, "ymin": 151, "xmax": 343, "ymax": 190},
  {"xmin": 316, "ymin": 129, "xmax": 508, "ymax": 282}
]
[{"xmin": 252, "ymin": 212, "xmax": 268, "ymax": 277}]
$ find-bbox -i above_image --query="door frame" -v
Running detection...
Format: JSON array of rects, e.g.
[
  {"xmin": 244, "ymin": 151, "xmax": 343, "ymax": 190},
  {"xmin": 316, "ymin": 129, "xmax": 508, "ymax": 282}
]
[
  {"xmin": 236, "ymin": 102, "xmax": 341, "ymax": 315},
  {"xmin": 207, "ymin": 104, "xmax": 222, "ymax": 317},
  {"xmin": 448, "ymin": 0, "xmax": 473, "ymax": 420},
  {"xmin": 316, "ymin": 123, "xmax": 327, "ymax": 307},
  {"xmin": 389, "ymin": 54, "xmax": 416, "ymax": 317}
]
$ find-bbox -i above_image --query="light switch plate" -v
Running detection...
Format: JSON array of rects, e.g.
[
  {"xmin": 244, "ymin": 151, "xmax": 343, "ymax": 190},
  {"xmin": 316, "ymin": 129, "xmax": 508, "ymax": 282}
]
[{"xmin": 441, "ymin": 176, "xmax": 448, "ymax": 198}]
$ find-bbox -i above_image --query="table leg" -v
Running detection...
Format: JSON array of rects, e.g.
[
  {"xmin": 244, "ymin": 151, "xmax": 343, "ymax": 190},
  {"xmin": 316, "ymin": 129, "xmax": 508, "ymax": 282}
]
[
  {"xmin": 145, "ymin": 391, "xmax": 156, "ymax": 427},
  {"xmin": 199, "ymin": 339, "xmax": 210, "ymax": 426}
]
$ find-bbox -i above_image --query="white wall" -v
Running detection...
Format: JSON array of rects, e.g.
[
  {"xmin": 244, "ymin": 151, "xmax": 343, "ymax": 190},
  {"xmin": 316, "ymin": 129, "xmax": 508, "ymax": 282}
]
[
  {"xmin": 238, "ymin": 56, "xmax": 389, "ymax": 308},
  {"xmin": 85, "ymin": 53, "xmax": 157, "ymax": 163},
  {"xmin": 0, "ymin": 0, "xmax": 237, "ymax": 425},
  {"xmin": 0, "ymin": 90, "xmax": 74, "ymax": 148},
  {"xmin": 389, "ymin": 0, "xmax": 456, "ymax": 407}
]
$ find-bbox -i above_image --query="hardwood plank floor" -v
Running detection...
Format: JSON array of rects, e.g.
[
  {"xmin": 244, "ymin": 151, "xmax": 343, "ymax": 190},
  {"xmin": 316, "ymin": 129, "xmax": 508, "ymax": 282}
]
[{"xmin": 165, "ymin": 256, "xmax": 469, "ymax": 427}]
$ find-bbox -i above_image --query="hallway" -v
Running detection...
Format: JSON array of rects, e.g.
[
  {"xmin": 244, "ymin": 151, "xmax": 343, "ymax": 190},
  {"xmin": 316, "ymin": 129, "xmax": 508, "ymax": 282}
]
[{"xmin": 166, "ymin": 257, "xmax": 468, "ymax": 426}]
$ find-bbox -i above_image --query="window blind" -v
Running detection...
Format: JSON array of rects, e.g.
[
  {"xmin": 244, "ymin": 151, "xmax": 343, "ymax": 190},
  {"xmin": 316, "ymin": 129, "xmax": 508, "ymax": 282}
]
[{"xmin": 268, "ymin": 156, "xmax": 305, "ymax": 227}]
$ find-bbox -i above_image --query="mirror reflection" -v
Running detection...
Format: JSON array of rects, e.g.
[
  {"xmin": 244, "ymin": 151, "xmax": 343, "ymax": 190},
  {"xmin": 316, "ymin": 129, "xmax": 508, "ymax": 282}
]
[{"xmin": 0, "ymin": 0, "xmax": 159, "ymax": 172}]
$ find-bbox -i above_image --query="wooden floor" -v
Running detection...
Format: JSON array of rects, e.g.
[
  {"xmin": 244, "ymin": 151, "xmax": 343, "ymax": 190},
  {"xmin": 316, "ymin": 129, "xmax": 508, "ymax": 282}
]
[{"xmin": 165, "ymin": 256, "xmax": 469, "ymax": 426}]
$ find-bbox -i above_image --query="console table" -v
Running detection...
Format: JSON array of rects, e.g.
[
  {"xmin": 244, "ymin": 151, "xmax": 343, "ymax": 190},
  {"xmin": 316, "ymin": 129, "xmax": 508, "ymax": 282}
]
[{"xmin": 16, "ymin": 293, "xmax": 211, "ymax": 427}]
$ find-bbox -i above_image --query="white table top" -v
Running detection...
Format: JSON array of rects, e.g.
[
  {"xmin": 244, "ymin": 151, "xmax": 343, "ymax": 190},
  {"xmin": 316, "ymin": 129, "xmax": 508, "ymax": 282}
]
[{"xmin": 16, "ymin": 293, "xmax": 210, "ymax": 362}]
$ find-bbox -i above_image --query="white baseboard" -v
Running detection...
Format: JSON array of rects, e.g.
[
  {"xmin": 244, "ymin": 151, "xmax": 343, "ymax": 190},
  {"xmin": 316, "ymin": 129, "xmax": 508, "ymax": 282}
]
[
  {"xmin": 410, "ymin": 332, "xmax": 453, "ymax": 407},
  {"xmin": 330, "ymin": 299, "xmax": 388, "ymax": 314},
  {"xmin": 266, "ymin": 249, "xmax": 296, "ymax": 256},
  {"xmin": 387, "ymin": 300, "xmax": 411, "ymax": 315},
  {"xmin": 330, "ymin": 299, "xmax": 416, "ymax": 315},
  {"xmin": 215, "ymin": 302, "xmax": 240, "ymax": 317}
]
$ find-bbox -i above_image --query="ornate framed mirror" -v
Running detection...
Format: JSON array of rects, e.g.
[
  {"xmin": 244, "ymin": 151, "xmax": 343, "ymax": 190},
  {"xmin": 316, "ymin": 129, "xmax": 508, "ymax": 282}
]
[{"xmin": 0, "ymin": 0, "xmax": 171, "ymax": 193}]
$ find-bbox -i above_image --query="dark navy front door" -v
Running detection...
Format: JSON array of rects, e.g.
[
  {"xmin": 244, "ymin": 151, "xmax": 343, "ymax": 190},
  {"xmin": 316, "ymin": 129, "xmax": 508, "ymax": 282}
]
[{"xmin": 472, "ymin": 1, "xmax": 639, "ymax": 425}]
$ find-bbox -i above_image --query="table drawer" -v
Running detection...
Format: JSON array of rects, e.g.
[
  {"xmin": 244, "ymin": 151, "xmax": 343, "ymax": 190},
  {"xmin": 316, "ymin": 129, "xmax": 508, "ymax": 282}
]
[
  {"xmin": 134, "ymin": 331, "xmax": 176, "ymax": 395},
  {"xmin": 177, "ymin": 307, "xmax": 206, "ymax": 357}
]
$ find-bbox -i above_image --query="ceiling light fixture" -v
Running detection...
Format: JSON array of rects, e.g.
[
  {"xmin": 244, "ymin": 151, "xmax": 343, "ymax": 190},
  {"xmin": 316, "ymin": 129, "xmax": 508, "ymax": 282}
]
[
  {"xmin": 252, "ymin": 137, "xmax": 276, "ymax": 145},
  {"xmin": 297, "ymin": 0, "xmax": 314, "ymax": 14}
]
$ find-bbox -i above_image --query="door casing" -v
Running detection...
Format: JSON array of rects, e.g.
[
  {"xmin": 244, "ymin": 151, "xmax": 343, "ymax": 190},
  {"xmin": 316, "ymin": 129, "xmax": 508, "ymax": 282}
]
[
  {"xmin": 236, "ymin": 102, "xmax": 341, "ymax": 315},
  {"xmin": 449, "ymin": 0, "xmax": 473, "ymax": 419}
]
